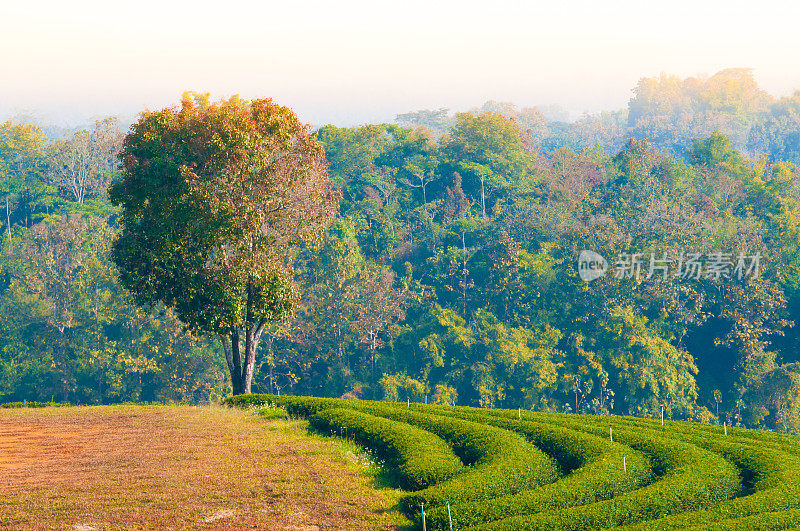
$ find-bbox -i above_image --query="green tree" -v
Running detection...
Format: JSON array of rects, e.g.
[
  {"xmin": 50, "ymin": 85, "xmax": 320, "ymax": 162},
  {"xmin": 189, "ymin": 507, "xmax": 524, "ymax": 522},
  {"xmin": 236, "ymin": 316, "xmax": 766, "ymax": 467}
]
[
  {"xmin": 48, "ymin": 118, "xmax": 123, "ymax": 204},
  {"xmin": 0, "ymin": 120, "xmax": 49, "ymax": 253},
  {"xmin": 5, "ymin": 215, "xmax": 107, "ymax": 400},
  {"xmin": 445, "ymin": 111, "xmax": 534, "ymax": 218},
  {"xmin": 110, "ymin": 94, "xmax": 338, "ymax": 395}
]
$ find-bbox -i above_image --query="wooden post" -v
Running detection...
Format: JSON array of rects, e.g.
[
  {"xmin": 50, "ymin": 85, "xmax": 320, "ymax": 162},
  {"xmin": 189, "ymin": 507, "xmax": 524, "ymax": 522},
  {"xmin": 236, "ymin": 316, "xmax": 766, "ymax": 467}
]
[
  {"xmin": 422, "ymin": 503, "xmax": 426, "ymax": 531},
  {"xmin": 623, "ymin": 454, "xmax": 627, "ymax": 473},
  {"xmin": 518, "ymin": 407, "xmax": 521, "ymax": 420},
  {"xmin": 610, "ymin": 426, "xmax": 613, "ymax": 442},
  {"xmin": 724, "ymin": 422, "xmax": 727, "ymax": 436},
  {"xmin": 661, "ymin": 406, "xmax": 664, "ymax": 426}
]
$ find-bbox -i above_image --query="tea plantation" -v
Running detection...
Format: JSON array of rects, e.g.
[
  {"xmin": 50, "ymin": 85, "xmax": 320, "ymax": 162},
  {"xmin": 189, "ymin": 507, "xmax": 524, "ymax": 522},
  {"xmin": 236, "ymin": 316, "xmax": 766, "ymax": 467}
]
[{"xmin": 225, "ymin": 394, "xmax": 800, "ymax": 530}]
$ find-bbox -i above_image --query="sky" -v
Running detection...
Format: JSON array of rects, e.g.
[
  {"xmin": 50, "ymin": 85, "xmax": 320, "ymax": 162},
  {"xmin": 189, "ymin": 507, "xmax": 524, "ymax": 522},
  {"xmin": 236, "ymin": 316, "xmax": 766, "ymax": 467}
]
[{"xmin": 2, "ymin": 0, "xmax": 800, "ymax": 127}]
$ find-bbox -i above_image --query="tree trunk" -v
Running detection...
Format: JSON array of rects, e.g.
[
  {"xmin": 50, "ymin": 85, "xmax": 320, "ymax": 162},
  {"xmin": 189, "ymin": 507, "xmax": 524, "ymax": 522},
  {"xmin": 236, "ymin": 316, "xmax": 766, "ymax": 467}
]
[
  {"xmin": 58, "ymin": 327, "xmax": 69, "ymax": 402},
  {"xmin": 264, "ymin": 335, "xmax": 275, "ymax": 394},
  {"xmin": 5, "ymin": 195, "xmax": 11, "ymax": 254},
  {"xmin": 227, "ymin": 323, "xmax": 266, "ymax": 395},
  {"xmin": 480, "ymin": 177, "xmax": 486, "ymax": 219},
  {"xmin": 243, "ymin": 322, "xmax": 265, "ymax": 394},
  {"xmin": 230, "ymin": 330, "xmax": 243, "ymax": 395},
  {"xmin": 221, "ymin": 334, "xmax": 234, "ymax": 386}
]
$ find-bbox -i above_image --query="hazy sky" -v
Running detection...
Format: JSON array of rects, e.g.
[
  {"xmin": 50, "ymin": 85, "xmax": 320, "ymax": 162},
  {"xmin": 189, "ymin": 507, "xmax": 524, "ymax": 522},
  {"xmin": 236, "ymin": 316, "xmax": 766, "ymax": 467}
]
[{"xmin": 2, "ymin": 0, "xmax": 800, "ymax": 127}]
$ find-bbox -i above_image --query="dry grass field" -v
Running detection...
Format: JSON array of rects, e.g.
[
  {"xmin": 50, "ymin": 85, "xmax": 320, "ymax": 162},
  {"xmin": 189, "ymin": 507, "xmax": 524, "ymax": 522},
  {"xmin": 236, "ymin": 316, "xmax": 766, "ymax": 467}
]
[{"xmin": 0, "ymin": 405, "xmax": 410, "ymax": 530}]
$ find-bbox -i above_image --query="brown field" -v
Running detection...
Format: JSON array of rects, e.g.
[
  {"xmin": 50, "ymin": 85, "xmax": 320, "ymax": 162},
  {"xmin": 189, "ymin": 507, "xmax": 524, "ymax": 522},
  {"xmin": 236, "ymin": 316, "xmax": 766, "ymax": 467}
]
[{"xmin": 0, "ymin": 405, "xmax": 409, "ymax": 530}]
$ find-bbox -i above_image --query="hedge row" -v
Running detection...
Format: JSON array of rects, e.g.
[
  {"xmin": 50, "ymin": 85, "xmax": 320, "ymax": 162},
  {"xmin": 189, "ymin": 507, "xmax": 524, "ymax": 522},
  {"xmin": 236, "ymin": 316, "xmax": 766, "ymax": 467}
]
[
  {"xmin": 480, "ymin": 409, "xmax": 800, "ymax": 531},
  {"xmin": 465, "ymin": 422, "xmax": 740, "ymax": 530},
  {"xmin": 692, "ymin": 508, "xmax": 800, "ymax": 530},
  {"xmin": 620, "ymin": 452, "xmax": 800, "ymax": 529},
  {"xmin": 594, "ymin": 413, "xmax": 798, "ymax": 455},
  {"xmin": 222, "ymin": 393, "xmax": 283, "ymax": 409},
  {"xmin": 331, "ymin": 402, "xmax": 559, "ymax": 513},
  {"xmin": 470, "ymin": 408, "xmax": 800, "ymax": 530},
  {"xmin": 424, "ymin": 414, "xmax": 651, "ymax": 530},
  {"xmin": 309, "ymin": 407, "xmax": 463, "ymax": 490},
  {"xmin": 226, "ymin": 395, "xmax": 797, "ymax": 528},
  {"xmin": 611, "ymin": 427, "xmax": 800, "ymax": 529},
  {"xmin": 279, "ymin": 398, "xmax": 739, "ymax": 528},
  {"xmin": 235, "ymin": 395, "xmax": 559, "ymax": 514},
  {"xmin": 0, "ymin": 401, "xmax": 69, "ymax": 408},
  {"xmin": 534, "ymin": 412, "xmax": 800, "ymax": 530}
]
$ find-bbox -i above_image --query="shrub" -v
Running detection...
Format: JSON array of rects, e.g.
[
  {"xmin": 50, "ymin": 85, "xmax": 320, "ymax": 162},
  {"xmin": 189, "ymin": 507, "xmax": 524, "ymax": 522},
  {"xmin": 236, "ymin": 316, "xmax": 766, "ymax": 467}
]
[
  {"xmin": 697, "ymin": 508, "xmax": 800, "ymax": 530},
  {"xmin": 559, "ymin": 414, "xmax": 800, "ymax": 530},
  {"xmin": 309, "ymin": 407, "xmax": 463, "ymax": 490},
  {"xmin": 466, "ymin": 422, "xmax": 740, "ymax": 530},
  {"xmin": 226, "ymin": 395, "xmax": 800, "ymax": 528},
  {"xmin": 221, "ymin": 393, "xmax": 276, "ymax": 409},
  {"xmin": 0, "ymin": 401, "xmax": 69, "ymax": 408},
  {"xmin": 425, "ymin": 416, "xmax": 651, "ymax": 530},
  {"xmin": 259, "ymin": 396, "xmax": 559, "ymax": 514},
  {"xmin": 368, "ymin": 406, "xmax": 559, "ymax": 514}
]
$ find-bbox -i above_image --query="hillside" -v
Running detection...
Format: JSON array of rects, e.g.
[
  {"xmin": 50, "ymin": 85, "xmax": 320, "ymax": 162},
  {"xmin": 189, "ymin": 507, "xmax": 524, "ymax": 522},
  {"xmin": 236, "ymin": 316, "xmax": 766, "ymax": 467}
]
[{"xmin": 229, "ymin": 395, "xmax": 800, "ymax": 530}]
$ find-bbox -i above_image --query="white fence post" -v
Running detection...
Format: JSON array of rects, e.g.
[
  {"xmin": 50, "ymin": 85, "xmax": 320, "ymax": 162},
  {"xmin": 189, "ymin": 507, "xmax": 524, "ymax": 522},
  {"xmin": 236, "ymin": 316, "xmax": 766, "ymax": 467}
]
[{"xmin": 447, "ymin": 501, "xmax": 453, "ymax": 531}]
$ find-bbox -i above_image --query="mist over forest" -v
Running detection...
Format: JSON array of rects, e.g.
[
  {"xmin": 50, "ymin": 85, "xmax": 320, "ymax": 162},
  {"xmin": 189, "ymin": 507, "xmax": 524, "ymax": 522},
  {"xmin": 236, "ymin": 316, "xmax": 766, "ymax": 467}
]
[{"xmin": 2, "ymin": 67, "xmax": 800, "ymax": 433}]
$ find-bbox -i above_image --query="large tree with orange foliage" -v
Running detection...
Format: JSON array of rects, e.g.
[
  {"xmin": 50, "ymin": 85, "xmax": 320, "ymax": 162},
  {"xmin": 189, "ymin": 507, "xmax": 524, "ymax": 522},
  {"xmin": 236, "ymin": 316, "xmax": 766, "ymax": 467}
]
[{"xmin": 110, "ymin": 93, "xmax": 338, "ymax": 394}]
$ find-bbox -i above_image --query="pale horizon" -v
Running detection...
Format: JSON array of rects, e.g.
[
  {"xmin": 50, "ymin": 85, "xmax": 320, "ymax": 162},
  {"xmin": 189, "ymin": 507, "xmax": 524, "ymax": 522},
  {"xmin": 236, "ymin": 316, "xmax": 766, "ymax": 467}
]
[{"xmin": 3, "ymin": 0, "xmax": 800, "ymax": 127}]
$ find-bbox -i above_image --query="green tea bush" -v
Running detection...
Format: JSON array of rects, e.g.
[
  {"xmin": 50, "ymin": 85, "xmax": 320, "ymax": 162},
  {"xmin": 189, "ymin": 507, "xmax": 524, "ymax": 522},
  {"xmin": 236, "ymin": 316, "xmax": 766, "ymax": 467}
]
[
  {"xmin": 255, "ymin": 395, "xmax": 559, "ymax": 513},
  {"xmin": 309, "ymin": 407, "xmax": 463, "ymax": 490},
  {"xmin": 225, "ymin": 395, "xmax": 799, "ymax": 529},
  {"xmin": 425, "ymin": 417, "xmax": 651, "ymax": 530},
  {"xmin": 466, "ymin": 424, "xmax": 740, "ymax": 530},
  {"xmin": 556, "ymin": 414, "xmax": 800, "ymax": 530},
  {"xmin": 691, "ymin": 508, "xmax": 800, "ymax": 530},
  {"xmin": 222, "ymin": 393, "xmax": 278, "ymax": 409},
  {"xmin": 372, "ymin": 407, "xmax": 558, "ymax": 513},
  {"xmin": 618, "ymin": 446, "xmax": 800, "ymax": 530}
]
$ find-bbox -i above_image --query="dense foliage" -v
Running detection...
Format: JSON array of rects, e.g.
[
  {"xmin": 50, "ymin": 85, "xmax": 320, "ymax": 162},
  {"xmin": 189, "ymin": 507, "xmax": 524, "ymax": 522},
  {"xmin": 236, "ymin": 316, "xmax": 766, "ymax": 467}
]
[
  {"xmin": 1, "ymin": 71, "xmax": 799, "ymax": 434},
  {"xmin": 110, "ymin": 93, "xmax": 338, "ymax": 394},
  {"xmin": 310, "ymin": 407, "xmax": 465, "ymax": 490},
  {"xmin": 226, "ymin": 395, "xmax": 800, "ymax": 529}
]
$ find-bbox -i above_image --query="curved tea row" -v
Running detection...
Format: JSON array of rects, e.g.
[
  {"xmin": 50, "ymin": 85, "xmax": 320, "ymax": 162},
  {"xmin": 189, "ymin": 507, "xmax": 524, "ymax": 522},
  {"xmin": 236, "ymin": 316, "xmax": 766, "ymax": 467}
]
[{"xmin": 224, "ymin": 394, "xmax": 800, "ymax": 530}]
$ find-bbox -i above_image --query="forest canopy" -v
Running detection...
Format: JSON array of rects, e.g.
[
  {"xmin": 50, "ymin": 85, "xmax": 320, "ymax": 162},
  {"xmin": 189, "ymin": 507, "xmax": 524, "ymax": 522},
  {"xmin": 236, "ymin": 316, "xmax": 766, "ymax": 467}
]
[{"xmin": 2, "ymin": 70, "xmax": 800, "ymax": 433}]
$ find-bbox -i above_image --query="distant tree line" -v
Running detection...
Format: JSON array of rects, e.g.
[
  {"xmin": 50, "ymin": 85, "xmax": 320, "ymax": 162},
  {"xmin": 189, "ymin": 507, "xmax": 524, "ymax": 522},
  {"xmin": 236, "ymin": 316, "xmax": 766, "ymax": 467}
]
[{"xmin": 1, "ymin": 71, "xmax": 799, "ymax": 434}]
